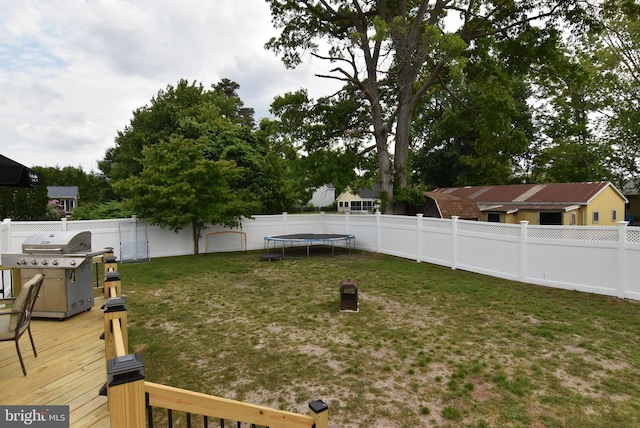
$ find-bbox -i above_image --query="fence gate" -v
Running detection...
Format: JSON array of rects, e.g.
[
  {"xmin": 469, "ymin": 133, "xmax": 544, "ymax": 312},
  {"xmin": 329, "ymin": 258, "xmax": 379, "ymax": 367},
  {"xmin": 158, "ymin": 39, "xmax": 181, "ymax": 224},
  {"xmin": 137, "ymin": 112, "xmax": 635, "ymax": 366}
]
[{"xmin": 119, "ymin": 220, "xmax": 150, "ymax": 263}]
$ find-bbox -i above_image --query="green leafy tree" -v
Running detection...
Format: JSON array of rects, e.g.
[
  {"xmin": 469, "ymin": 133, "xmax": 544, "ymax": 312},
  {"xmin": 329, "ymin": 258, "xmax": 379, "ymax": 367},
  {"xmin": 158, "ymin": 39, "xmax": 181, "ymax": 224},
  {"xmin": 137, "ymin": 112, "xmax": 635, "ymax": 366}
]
[
  {"xmin": 265, "ymin": 0, "xmax": 594, "ymax": 213},
  {"xmin": 263, "ymin": 88, "xmax": 374, "ymax": 203},
  {"xmin": 0, "ymin": 166, "xmax": 50, "ymax": 220},
  {"xmin": 528, "ymin": 27, "xmax": 620, "ymax": 184},
  {"xmin": 115, "ymin": 137, "xmax": 259, "ymax": 254},
  {"xmin": 0, "ymin": 187, "xmax": 50, "ymax": 220},
  {"xmin": 412, "ymin": 37, "xmax": 534, "ymax": 187},
  {"xmin": 212, "ymin": 78, "xmax": 256, "ymax": 129},
  {"xmin": 101, "ymin": 79, "xmax": 300, "ymax": 214},
  {"xmin": 70, "ymin": 201, "xmax": 133, "ymax": 220},
  {"xmin": 39, "ymin": 165, "xmax": 114, "ymax": 206},
  {"xmin": 598, "ymin": 0, "xmax": 640, "ymax": 184}
]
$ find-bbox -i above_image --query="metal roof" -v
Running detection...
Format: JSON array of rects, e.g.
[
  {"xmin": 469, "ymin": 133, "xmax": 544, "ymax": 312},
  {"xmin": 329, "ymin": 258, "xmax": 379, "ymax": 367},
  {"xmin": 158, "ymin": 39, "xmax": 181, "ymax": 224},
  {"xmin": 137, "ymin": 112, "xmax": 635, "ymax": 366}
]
[
  {"xmin": 432, "ymin": 182, "xmax": 627, "ymax": 205},
  {"xmin": 424, "ymin": 192, "xmax": 481, "ymax": 219}
]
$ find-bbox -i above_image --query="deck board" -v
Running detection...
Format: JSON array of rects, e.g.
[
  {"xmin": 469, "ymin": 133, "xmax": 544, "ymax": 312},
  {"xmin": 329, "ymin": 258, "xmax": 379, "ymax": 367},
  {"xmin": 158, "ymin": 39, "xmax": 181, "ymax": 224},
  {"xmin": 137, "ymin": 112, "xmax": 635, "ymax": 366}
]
[{"xmin": 0, "ymin": 297, "xmax": 110, "ymax": 427}]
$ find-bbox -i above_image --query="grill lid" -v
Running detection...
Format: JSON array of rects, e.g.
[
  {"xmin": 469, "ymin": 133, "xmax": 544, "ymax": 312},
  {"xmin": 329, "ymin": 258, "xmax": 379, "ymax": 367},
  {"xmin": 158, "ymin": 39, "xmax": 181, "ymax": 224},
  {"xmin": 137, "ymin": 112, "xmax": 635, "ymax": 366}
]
[{"xmin": 22, "ymin": 231, "xmax": 92, "ymax": 254}]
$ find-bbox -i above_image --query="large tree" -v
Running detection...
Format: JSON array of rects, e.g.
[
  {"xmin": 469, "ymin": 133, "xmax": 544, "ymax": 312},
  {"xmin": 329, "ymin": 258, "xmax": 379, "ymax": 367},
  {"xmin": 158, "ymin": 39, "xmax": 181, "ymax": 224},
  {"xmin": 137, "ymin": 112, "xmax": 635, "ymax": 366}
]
[
  {"xmin": 100, "ymin": 79, "xmax": 301, "ymax": 215},
  {"xmin": 266, "ymin": 0, "xmax": 594, "ymax": 213},
  {"xmin": 411, "ymin": 31, "xmax": 535, "ymax": 187},
  {"xmin": 598, "ymin": 0, "xmax": 640, "ymax": 184},
  {"xmin": 115, "ymin": 137, "xmax": 259, "ymax": 254},
  {"xmin": 263, "ymin": 87, "xmax": 375, "ymax": 199}
]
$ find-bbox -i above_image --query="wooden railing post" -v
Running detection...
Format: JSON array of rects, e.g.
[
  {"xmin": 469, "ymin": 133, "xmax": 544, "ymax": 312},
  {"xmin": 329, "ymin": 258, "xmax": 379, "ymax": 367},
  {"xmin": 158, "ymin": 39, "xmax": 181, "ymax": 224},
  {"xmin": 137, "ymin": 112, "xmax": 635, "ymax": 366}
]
[
  {"xmin": 308, "ymin": 399, "xmax": 329, "ymax": 428},
  {"xmin": 103, "ymin": 296, "xmax": 128, "ymax": 361},
  {"xmin": 104, "ymin": 271, "xmax": 122, "ymax": 299},
  {"xmin": 104, "ymin": 255, "xmax": 118, "ymax": 272},
  {"xmin": 107, "ymin": 353, "xmax": 146, "ymax": 428},
  {"xmin": 102, "ymin": 296, "xmax": 128, "ymax": 408}
]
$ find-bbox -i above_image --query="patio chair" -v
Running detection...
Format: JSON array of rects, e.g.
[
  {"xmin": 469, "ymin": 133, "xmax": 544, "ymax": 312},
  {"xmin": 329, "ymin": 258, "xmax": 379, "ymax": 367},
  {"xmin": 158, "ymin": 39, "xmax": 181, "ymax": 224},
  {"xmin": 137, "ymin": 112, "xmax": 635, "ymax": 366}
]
[{"xmin": 0, "ymin": 274, "xmax": 45, "ymax": 376}]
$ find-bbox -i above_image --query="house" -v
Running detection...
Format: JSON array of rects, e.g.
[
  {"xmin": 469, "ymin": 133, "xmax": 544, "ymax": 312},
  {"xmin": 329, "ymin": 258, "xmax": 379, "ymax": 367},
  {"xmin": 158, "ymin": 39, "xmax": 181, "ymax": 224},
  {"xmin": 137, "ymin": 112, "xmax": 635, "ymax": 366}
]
[
  {"xmin": 431, "ymin": 182, "xmax": 627, "ymax": 226},
  {"xmin": 47, "ymin": 186, "xmax": 79, "ymax": 215},
  {"xmin": 308, "ymin": 184, "xmax": 336, "ymax": 208},
  {"xmin": 622, "ymin": 181, "xmax": 640, "ymax": 225},
  {"xmin": 336, "ymin": 184, "xmax": 381, "ymax": 213},
  {"xmin": 423, "ymin": 192, "xmax": 481, "ymax": 220}
]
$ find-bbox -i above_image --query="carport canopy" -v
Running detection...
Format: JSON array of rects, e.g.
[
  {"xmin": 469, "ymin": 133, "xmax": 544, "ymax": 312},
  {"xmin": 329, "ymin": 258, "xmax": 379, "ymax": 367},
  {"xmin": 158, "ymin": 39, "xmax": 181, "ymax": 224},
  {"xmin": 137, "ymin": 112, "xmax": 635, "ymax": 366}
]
[{"xmin": 0, "ymin": 154, "xmax": 41, "ymax": 187}]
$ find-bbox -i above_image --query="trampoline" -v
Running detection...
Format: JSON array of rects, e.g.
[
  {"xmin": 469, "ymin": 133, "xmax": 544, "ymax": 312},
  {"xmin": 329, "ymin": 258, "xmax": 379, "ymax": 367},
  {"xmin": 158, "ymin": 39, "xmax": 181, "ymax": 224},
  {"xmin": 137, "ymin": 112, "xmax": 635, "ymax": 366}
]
[{"xmin": 263, "ymin": 233, "xmax": 356, "ymax": 258}]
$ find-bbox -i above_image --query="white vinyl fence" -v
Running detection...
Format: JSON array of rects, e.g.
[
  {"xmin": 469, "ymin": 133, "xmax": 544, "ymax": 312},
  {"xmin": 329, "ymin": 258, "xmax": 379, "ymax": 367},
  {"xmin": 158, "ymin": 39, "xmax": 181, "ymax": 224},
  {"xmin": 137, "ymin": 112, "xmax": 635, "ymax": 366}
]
[{"xmin": 2, "ymin": 213, "xmax": 639, "ymax": 300}]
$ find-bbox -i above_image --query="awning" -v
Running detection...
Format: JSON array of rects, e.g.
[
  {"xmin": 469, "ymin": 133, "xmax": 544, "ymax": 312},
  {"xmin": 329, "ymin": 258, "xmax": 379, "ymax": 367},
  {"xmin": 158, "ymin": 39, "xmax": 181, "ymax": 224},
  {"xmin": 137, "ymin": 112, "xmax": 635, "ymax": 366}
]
[{"xmin": 0, "ymin": 154, "xmax": 41, "ymax": 187}]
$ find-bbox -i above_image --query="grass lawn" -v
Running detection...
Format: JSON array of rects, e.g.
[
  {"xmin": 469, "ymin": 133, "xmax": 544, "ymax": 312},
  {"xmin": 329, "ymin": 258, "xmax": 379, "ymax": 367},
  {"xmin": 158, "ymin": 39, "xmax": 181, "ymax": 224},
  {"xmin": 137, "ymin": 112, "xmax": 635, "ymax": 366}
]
[{"xmin": 116, "ymin": 248, "xmax": 640, "ymax": 428}]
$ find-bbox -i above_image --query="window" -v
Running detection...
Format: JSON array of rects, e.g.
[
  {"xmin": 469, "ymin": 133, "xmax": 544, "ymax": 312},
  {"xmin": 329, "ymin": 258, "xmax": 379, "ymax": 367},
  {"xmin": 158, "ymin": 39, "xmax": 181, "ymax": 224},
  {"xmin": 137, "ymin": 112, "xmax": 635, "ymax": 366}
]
[
  {"xmin": 539, "ymin": 212, "xmax": 562, "ymax": 225},
  {"xmin": 570, "ymin": 212, "xmax": 577, "ymax": 225},
  {"xmin": 612, "ymin": 210, "xmax": 617, "ymax": 221},
  {"xmin": 350, "ymin": 201, "xmax": 362, "ymax": 211},
  {"xmin": 487, "ymin": 212, "xmax": 501, "ymax": 222},
  {"xmin": 592, "ymin": 211, "xmax": 600, "ymax": 224},
  {"xmin": 363, "ymin": 200, "xmax": 373, "ymax": 211}
]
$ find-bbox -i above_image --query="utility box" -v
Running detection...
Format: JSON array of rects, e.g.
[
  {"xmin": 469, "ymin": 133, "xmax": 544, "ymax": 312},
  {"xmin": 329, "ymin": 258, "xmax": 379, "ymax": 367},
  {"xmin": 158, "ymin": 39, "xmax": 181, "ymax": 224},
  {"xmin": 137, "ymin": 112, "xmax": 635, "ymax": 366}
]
[{"xmin": 340, "ymin": 278, "xmax": 359, "ymax": 312}]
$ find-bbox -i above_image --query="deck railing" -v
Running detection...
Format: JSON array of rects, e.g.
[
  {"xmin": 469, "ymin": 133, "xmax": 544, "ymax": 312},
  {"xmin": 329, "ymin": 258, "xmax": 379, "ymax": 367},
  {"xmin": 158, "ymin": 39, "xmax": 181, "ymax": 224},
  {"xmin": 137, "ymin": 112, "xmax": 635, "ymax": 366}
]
[{"xmin": 101, "ymin": 252, "xmax": 329, "ymax": 428}]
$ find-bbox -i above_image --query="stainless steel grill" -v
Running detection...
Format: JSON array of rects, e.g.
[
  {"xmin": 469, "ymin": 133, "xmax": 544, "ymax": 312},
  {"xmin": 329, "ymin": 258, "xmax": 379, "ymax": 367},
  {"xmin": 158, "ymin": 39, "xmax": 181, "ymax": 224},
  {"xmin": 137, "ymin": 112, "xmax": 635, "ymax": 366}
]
[{"xmin": 2, "ymin": 231, "xmax": 105, "ymax": 319}]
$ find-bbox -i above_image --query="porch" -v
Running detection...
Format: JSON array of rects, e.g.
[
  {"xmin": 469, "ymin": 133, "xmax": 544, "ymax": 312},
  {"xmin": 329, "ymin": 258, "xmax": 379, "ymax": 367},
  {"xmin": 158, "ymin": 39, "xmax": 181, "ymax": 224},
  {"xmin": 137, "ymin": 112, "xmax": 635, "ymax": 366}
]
[{"xmin": 0, "ymin": 300, "xmax": 109, "ymax": 427}]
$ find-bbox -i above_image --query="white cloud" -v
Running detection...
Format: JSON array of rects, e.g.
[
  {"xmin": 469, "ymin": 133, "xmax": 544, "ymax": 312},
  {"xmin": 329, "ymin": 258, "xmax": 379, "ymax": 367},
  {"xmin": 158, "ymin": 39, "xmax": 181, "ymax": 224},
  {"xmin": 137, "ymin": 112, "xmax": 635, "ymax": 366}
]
[{"xmin": 0, "ymin": 0, "xmax": 341, "ymax": 172}]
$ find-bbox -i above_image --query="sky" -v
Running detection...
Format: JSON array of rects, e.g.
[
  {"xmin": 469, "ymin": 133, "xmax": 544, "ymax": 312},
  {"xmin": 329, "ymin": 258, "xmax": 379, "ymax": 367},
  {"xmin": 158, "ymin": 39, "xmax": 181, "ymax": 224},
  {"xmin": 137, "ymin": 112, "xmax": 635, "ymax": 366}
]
[{"xmin": 0, "ymin": 0, "xmax": 340, "ymax": 172}]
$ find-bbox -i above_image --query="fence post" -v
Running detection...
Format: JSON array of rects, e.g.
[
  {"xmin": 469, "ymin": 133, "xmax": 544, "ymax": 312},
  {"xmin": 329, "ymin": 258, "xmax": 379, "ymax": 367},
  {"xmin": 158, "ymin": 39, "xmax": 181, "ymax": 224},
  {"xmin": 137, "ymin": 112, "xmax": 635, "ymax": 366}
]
[
  {"xmin": 345, "ymin": 211, "xmax": 350, "ymax": 235},
  {"xmin": 107, "ymin": 353, "xmax": 146, "ymax": 428},
  {"xmin": 282, "ymin": 212, "xmax": 288, "ymax": 234},
  {"xmin": 451, "ymin": 216, "xmax": 459, "ymax": 270},
  {"xmin": 376, "ymin": 210, "xmax": 381, "ymax": 253},
  {"xmin": 61, "ymin": 217, "xmax": 68, "ymax": 231},
  {"xmin": 103, "ymin": 296, "xmax": 128, "ymax": 364},
  {"xmin": 519, "ymin": 221, "xmax": 529, "ymax": 283},
  {"xmin": 104, "ymin": 271, "xmax": 122, "ymax": 299},
  {"xmin": 104, "ymin": 254, "xmax": 118, "ymax": 275},
  {"xmin": 308, "ymin": 399, "xmax": 329, "ymax": 428},
  {"xmin": 618, "ymin": 221, "xmax": 628, "ymax": 298},
  {"xmin": 0, "ymin": 218, "xmax": 10, "ymax": 253},
  {"xmin": 132, "ymin": 215, "xmax": 139, "ymax": 262},
  {"xmin": 416, "ymin": 214, "xmax": 423, "ymax": 263}
]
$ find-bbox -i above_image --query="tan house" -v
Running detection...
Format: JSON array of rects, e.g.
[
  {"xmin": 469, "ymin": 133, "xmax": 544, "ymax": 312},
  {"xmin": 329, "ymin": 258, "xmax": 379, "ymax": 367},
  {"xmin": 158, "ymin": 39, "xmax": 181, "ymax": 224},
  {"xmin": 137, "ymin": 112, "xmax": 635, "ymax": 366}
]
[
  {"xmin": 431, "ymin": 182, "xmax": 628, "ymax": 226},
  {"xmin": 336, "ymin": 185, "xmax": 381, "ymax": 213}
]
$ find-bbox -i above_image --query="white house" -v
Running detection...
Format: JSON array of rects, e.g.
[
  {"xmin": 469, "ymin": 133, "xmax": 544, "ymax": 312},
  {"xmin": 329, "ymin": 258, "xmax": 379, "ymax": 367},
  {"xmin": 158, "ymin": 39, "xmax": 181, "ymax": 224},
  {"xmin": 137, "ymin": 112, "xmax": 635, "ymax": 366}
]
[
  {"xmin": 308, "ymin": 184, "xmax": 336, "ymax": 208},
  {"xmin": 47, "ymin": 186, "xmax": 79, "ymax": 215}
]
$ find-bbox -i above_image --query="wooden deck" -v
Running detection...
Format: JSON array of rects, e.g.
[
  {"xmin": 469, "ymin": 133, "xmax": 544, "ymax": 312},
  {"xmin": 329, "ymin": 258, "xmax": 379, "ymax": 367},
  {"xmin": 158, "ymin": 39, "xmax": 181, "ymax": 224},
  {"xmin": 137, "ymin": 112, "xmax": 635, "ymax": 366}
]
[{"xmin": 0, "ymin": 297, "xmax": 110, "ymax": 428}]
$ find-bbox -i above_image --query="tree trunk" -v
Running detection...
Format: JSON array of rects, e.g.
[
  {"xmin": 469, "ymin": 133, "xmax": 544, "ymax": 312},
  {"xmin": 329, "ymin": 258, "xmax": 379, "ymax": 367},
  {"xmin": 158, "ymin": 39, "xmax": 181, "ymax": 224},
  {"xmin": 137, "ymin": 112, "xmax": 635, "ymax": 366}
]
[
  {"xmin": 192, "ymin": 220, "xmax": 200, "ymax": 255},
  {"xmin": 391, "ymin": 75, "xmax": 417, "ymax": 214},
  {"xmin": 368, "ymin": 85, "xmax": 394, "ymax": 213}
]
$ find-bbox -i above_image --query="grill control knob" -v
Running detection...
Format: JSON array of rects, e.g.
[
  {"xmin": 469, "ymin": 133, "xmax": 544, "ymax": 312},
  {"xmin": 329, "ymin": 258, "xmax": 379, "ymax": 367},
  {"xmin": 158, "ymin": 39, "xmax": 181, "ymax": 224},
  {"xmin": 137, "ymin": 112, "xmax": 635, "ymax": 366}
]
[
  {"xmin": 41, "ymin": 259, "xmax": 48, "ymax": 266},
  {"xmin": 31, "ymin": 259, "xmax": 38, "ymax": 265},
  {"xmin": 52, "ymin": 259, "xmax": 59, "ymax": 266},
  {"xmin": 18, "ymin": 259, "xmax": 27, "ymax": 266}
]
